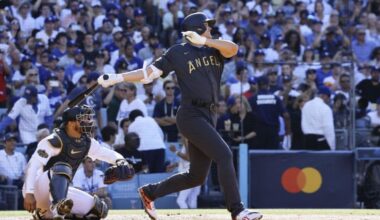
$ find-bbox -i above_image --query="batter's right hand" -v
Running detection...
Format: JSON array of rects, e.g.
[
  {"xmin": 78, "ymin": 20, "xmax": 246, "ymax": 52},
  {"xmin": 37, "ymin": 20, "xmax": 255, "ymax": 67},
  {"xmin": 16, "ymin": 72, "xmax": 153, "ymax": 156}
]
[
  {"xmin": 97, "ymin": 74, "xmax": 124, "ymax": 88},
  {"xmin": 24, "ymin": 193, "xmax": 36, "ymax": 213}
]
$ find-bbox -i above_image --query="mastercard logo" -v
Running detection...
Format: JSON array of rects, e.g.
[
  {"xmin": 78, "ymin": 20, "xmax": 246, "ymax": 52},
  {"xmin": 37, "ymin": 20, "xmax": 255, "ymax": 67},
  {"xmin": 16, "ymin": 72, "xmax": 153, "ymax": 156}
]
[{"xmin": 281, "ymin": 167, "xmax": 322, "ymax": 194}]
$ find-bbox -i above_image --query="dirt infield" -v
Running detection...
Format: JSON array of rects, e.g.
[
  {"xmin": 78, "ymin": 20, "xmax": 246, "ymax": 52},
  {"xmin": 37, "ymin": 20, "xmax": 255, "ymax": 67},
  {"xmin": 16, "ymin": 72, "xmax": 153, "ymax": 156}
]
[
  {"xmin": 1, "ymin": 209, "xmax": 380, "ymax": 220},
  {"xmin": 1, "ymin": 214, "xmax": 379, "ymax": 220}
]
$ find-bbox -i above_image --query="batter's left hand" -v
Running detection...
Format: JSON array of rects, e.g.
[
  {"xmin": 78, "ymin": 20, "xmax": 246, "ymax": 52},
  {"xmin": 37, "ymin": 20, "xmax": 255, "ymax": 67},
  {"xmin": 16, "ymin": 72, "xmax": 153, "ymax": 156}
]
[{"xmin": 182, "ymin": 31, "xmax": 207, "ymax": 45}]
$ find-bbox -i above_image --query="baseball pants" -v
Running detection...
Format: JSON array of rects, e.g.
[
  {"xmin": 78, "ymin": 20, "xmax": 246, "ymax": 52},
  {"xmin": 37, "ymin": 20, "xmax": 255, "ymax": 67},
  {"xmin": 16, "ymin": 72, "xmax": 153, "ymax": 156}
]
[
  {"xmin": 144, "ymin": 106, "xmax": 244, "ymax": 216},
  {"xmin": 23, "ymin": 170, "xmax": 95, "ymax": 218}
]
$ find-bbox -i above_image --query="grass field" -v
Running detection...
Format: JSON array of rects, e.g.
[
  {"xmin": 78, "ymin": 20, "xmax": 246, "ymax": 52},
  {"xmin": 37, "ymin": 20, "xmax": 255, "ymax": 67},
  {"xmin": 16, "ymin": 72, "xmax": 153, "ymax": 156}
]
[{"xmin": 1, "ymin": 209, "xmax": 380, "ymax": 220}]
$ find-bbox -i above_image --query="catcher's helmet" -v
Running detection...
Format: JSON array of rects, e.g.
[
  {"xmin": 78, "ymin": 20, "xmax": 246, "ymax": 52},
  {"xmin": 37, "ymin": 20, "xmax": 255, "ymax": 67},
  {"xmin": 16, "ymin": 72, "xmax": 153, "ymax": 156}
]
[
  {"xmin": 62, "ymin": 105, "xmax": 95, "ymax": 137},
  {"xmin": 181, "ymin": 12, "xmax": 216, "ymax": 35}
]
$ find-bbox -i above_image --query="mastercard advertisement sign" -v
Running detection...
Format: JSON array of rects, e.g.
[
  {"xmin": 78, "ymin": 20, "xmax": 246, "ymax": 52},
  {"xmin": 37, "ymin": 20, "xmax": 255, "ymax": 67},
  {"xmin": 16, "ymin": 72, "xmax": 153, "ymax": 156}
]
[{"xmin": 249, "ymin": 151, "xmax": 355, "ymax": 208}]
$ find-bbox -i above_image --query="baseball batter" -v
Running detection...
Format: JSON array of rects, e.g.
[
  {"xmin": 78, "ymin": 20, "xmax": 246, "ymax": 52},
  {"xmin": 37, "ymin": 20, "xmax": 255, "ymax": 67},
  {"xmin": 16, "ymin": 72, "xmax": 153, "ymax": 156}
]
[
  {"xmin": 22, "ymin": 105, "xmax": 129, "ymax": 220},
  {"xmin": 98, "ymin": 12, "xmax": 262, "ymax": 220}
]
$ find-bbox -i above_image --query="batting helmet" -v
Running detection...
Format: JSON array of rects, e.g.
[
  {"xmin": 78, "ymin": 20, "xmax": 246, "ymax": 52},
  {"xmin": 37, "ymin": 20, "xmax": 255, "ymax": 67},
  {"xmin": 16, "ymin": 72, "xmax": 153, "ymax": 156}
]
[
  {"xmin": 181, "ymin": 12, "xmax": 216, "ymax": 35},
  {"xmin": 62, "ymin": 105, "xmax": 95, "ymax": 137}
]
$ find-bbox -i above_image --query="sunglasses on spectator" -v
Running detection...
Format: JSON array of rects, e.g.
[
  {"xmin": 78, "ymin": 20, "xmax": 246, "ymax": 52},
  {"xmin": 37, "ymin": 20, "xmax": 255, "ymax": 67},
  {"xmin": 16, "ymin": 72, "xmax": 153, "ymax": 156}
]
[
  {"xmin": 165, "ymin": 86, "xmax": 175, "ymax": 90},
  {"xmin": 118, "ymin": 88, "xmax": 127, "ymax": 92},
  {"xmin": 28, "ymin": 73, "xmax": 38, "ymax": 76}
]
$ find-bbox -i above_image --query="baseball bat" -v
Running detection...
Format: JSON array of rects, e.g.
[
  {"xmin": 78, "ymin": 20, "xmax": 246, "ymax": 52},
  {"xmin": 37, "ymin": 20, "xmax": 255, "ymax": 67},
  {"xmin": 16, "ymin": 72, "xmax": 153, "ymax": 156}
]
[{"xmin": 68, "ymin": 75, "xmax": 109, "ymax": 108}]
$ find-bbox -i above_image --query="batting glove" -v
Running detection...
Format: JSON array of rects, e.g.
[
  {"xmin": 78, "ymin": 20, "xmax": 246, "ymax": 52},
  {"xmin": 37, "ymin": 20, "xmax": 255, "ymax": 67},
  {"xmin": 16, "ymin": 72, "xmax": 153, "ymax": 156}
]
[
  {"xmin": 182, "ymin": 31, "xmax": 207, "ymax": 45},
  {"xmin": 97, "ymin": 74, "xmax": 124, "ymax": 88}
]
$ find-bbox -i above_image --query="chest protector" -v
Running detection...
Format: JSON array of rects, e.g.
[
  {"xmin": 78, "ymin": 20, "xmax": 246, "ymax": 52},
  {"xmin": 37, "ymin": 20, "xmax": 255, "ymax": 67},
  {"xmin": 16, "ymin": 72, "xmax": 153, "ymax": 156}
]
[{"xmin": 44, "ymin": 129, "xmax": 91, "ymax": 176}]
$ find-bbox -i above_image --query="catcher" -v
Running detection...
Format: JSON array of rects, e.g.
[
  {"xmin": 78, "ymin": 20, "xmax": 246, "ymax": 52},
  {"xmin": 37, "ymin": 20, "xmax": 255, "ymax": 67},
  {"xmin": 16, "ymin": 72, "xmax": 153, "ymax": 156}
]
[{"xmin": 22, "ymin": 105, "xmax": 134, "ymax": 220}]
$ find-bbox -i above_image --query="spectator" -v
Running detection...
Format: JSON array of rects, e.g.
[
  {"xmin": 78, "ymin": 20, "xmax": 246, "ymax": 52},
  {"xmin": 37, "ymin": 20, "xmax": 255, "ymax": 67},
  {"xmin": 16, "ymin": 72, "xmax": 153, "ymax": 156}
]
[
  {"xmin": 45, "ymin": 75, "xmax": 66, "ymax": 112},
  {"xmin": 335, "ymin": 73, "xmax": 351, "ymax": 100},
  {"xmin": 243, "ymin": 76, "xmax": 258, "ymax": 99},
  {"xmin": 19, "ymin": 68, "xmax": 45, "ymax": 94},
  {"xmin": 104, "ymin": 27, "xmax": 124, "ymax": 53},
  {"xmin": 138, "ymin": 32, "xmax": 160, "ymax": 61},
  {"xmin": 0, "ymin": 85, "xmax": 53, "ymax": 144},
  {"xmin": 72, "ymin": 157, "xmax": 112, "ymax": 208},
  {"xmin": 64, "ymin": 48, "xmax": 84, "ymax": 82},
  {"xmin": 323, "ymin": 63, "xmax": 343, "ymax": 91},
  {"xmin": 0, "ymin": 49, "xmax": 11, "ymax": 107},
  {"xmin": 105, "ymin": 82, "xmax": 128, "ymax": 125},
  {"xmin": 82, "ymin": 33, "xmax": 97, "ymax": 61},
  {"xmin": 249, "ymin": 75, "xmax": 291, "ymax": 149},
  {"xmin": 96, "ymin": 18, "xmax": 114, "ymax": 48},
  {"xmin": 301, "ymin": 87, "xmax": 336, "ymax": 150},
  {"xmin": 113, "ymin": 118, "xmax": 130, "ymax": 150},
  {"xmin": 35, "ymin": 16, "xmax": 57, "ymax": 45},
  {"xmin": 100, "ymin": 125, "xmax": 117, "ymax": 150},
  {"xmin": 153, "ymin": 80, "xmax": 179, "ymax": 142},
  {"xmin": 123, "ymin": 41, "xmax": 143, "ymax": 71},
  {"xmin": 228, "ymin": 66, "xmax": 250, "ymax": 96},
  {"xmin": 116, "ymin": 82, "xmax": 148, "ymax": 123},
  {"xmin": 91, "ymin": 1, "xmax": 106, "ymax": 31},
  {"xmin": 115, "ymin": 132, "xmax": 146, "ymax": 173},
  {"xmin": 72, "ymin": 59, "xmax": 97, "ymax": 85},
  {"xmin": 368, "ymin": 98, "xmax": 380, "ymax": 146},
  {"xmin": 94, "ymin": 49, "xmax": 115, "ymax": 75},
  {"xmin": 34, "ymin": 3, "xmax": 53, "ymax": 30},
  {"xmin": 369, "ymin": 47, "xmax": 380, "ymax": 68},
  {"xmin": 134, "ymin": 26, "xmax": 151, "ymax": 53},
  {"xmin": 352, "ymin": 26, "xmax": 377, "ymax": 62},
  {"xmin": 50, "ymin": 32, "xmax": 68, "ymax": 58},
  {"xmin": 315, "ymin": 51, "xmax": 332, "ymax": 88},
  {"xmin": 332, "ymin": 93, "xmax": 350, "ymax": 129},
  {"xmin": 128, "ymin": 109, "xmax": 166, "ymax": 173},
  {"xmin": 367, "ymin": 98, "xmax": 380, "ymax": 128},
  {"xmin": 14, "ymin": 1, "xmax": 36, "ymax": 36},
  {"xmin": 169, "ymin": 135, "xmax": 201, "ymax": 209},
  {"xmin": 25, "ymin": 124, "xmax": 50, "ymax": 162},
  {"xmin": 284, "ymin": 30, "xmax": 304, "ymax": 60},
  {"xmin": 356, "ymin": 67, "xmax": 380, "ymax": 104},
  {"xmin": 0, "ymin": 133, "xmax": 26, "ymax": 189},
  {"xmin": 227, "ymin": 95, "xmax": 256, "ymax": 149},
  {"xmin": 289, "ymin": 95, "xmax": 309, "ymax": 150}
]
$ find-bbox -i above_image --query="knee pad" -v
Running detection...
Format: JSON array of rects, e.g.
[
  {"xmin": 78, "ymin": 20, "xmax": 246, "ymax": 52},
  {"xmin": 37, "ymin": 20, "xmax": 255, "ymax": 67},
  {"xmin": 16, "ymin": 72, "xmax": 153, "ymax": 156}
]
[
  {"xmin": 51, "ymin": 162, "xmax": 73, "ymax": 180},
  {"xmin": 50, "ymin": 162, "xmax": 73, "ymax": 204},
  {"xmin": 87, "ymin": 195, "xmax": 108, "ymax": 219}
]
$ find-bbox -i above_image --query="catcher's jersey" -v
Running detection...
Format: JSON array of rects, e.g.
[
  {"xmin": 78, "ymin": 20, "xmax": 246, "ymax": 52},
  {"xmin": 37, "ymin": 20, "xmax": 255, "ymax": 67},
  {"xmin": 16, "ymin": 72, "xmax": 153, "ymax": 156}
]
[
  {"xmin": 153, "ymin": 43, "xmax": 224, "ymax": 103},
  {"xmin": 23, "ymin": 130, "xmax": 124, "ymax": 194}
]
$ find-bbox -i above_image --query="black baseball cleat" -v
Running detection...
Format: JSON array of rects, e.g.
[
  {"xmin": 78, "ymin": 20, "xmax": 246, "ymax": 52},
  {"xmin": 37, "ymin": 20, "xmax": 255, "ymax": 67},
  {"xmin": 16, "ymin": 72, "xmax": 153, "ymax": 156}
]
[
  {"xmin": 138, "ymin": 187, "xmax": 158, "ymax": 220},
  {"xmin": 233, "ymin": 209, "xmax": 263, "ymax": 220},
  {"xmin": 51, "ymin": 199, "xmax": 74, "ymax": 220}
]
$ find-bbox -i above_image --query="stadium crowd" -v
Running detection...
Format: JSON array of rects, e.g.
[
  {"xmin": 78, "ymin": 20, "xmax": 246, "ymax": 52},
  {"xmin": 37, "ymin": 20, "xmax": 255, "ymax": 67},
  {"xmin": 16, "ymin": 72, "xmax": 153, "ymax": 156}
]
[{"xmin": 0, "ymin": 0, "xmax": 380, "ymax": 209}]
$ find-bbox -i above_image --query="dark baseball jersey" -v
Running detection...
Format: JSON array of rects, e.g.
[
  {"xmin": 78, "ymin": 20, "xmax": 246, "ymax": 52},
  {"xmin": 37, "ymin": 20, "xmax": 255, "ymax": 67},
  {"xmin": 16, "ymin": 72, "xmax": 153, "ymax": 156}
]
[
  {"xmin": 44, "ymin": 128, "xmax": 91, "ymax": 175},
  {"xmin": 249, "ymin": 90, "xmax": 286, "ymax": 128},
  {"xmin": 153, "ymin": 43, "xmax": 224, "ymax": 103}
]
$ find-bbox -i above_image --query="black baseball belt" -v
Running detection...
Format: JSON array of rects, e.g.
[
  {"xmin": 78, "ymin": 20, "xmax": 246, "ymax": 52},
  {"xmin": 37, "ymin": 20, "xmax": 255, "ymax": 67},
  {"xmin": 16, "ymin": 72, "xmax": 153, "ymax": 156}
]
[{"xmin": 182, "ymin": 99, "xmax": 217, "ymax": 112}]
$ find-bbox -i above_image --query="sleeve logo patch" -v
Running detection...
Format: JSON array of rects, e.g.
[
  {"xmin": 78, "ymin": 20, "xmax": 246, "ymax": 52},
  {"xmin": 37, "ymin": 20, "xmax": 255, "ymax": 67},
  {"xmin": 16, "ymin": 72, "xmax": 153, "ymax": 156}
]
[{"xmin": 37, "ymin": 149, "xmax": 48, "ymax": 158}]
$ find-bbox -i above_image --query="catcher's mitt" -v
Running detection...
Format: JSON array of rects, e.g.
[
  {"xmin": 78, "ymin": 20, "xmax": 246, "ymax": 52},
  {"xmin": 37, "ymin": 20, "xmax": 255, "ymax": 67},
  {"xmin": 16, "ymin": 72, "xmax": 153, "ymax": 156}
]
[{"xmin": 104, "ymin": 160, "xmax": 135, "ymax": 184}]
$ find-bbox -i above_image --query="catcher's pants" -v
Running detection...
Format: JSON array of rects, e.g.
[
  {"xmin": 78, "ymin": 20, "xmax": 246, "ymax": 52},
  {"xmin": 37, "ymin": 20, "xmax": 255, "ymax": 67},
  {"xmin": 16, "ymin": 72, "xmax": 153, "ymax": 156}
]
[
  {"xmin": 144, "ymin": 105, "xmax": 244, "ymax": 217},
  {"xmin": 176, "ymin": 185, "xmax": 201, "ymax": 209},
  {"xmin": 22, "ymin": 170, "xmax": 95, "ymax": 219}
]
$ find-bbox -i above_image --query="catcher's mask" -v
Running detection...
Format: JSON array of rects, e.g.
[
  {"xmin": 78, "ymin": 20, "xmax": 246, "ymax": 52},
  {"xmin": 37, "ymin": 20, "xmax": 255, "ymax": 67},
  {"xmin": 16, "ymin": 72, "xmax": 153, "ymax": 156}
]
[{"xmin": 62, "ymin": 105, "xmax": 95, "ymax": 137}]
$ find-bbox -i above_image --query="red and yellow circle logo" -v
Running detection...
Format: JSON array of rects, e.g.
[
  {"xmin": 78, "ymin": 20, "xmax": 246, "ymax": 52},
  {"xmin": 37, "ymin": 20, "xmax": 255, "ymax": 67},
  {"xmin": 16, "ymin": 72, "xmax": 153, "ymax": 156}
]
[{"xmin": 281, "ymin": 167, "xmax": 322, "ymax": 194}]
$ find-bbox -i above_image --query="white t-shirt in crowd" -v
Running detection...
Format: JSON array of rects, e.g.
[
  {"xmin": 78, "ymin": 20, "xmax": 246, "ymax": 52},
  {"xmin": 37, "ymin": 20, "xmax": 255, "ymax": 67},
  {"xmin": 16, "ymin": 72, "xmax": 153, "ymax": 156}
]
[
  {"xmin": 128, "ymin": 116, "xmax": 166, "ymax": 151},
  {"xmin": 0, "ymin": 150, "xmax": 26, "ymax": 180},
  {"xmin": 116, "ymin": 98, "xmax": 148, "ymax": 122},
  {"xmin": 367, "ymin": 111, "xmax": 380, "ymax": 127},
  {"xmin": 72, "ymin": 167, "xmax": 106, "ymax": 193}
]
